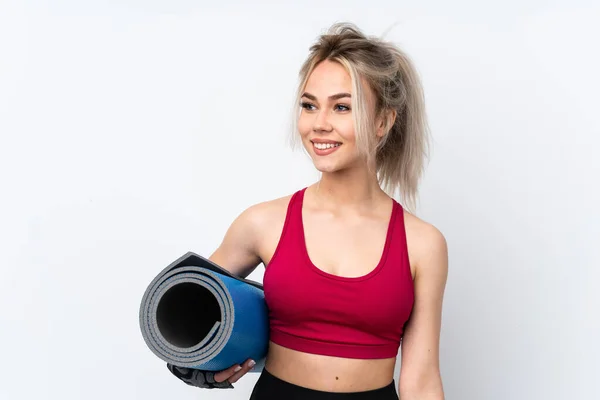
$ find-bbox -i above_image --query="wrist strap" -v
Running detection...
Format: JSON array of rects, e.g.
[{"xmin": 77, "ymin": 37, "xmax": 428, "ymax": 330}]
[{"xmin": 167, "ymin": 363, "xmax": 234, "ymax": 389}]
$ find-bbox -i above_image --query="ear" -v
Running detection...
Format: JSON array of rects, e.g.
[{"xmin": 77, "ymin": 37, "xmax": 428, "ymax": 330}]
[{"xmin": 375, "ymin": 109, "xmax": 397, "ymax": 138}]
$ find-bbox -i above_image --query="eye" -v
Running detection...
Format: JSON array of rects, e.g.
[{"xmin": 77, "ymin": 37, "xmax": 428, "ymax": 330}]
[
  {"xmin": 335, "ymin": 104, "xmax": 351, "ymax": 112},
  {"xmin": 300, "ymin": 101, "xmax": 316, "ymax": 111}
]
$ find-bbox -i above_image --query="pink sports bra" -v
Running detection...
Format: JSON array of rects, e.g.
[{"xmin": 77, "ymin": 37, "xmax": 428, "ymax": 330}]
[{"xmin": 263, "ymin": 188, "xmax": 414, "ymax": 359}]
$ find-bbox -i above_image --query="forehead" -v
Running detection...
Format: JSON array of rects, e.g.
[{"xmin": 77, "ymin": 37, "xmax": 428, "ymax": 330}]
[
  {"xmin": 304, "ymin": 60, "xmax": 352, "ymax": 95},
  {"xmin": 303, "ymin": 60, "xmax": 375, "ymax": 105}
]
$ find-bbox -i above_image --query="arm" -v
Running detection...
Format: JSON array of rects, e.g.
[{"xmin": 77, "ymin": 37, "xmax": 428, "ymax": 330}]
[
  {"xmin": 208, "ymin": 203, "xmax": 266, "ymax": 278},
  {"xmin": 398, "ymin": 224, "xmax": 448, "ymax": 399},
  {"xmin": 173, "ymin": 203, "xmax": 268, "ymax": 387}
]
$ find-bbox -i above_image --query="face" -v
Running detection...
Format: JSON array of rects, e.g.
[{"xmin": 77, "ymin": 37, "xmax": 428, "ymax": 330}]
[{"xmin": 298, "ymin": 60, "xmax": 374, "ymax": 174}]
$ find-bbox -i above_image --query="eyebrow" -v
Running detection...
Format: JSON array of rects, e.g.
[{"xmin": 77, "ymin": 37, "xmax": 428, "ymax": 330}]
[{"xmin": 301, "ymin": 92, "xmax": 352, "ymax": 101}]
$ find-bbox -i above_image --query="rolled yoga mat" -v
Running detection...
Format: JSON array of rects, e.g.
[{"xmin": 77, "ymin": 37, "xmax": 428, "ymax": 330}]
[{"xmin": 139, "ymin": 251, "xmax": 269, "ymax": 372}]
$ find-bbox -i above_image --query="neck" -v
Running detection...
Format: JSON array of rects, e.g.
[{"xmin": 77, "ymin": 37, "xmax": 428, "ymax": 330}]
[{"xmin": 312, "ymin": 165, "xmax": 386, "ymax": 210}]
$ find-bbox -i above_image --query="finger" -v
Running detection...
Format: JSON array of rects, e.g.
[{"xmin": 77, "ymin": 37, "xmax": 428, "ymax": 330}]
[
  {"xmin": 228, "ymin": 359, "xmax": 256, "ymax": 384},
  {"xmin": 213, "ymin": 363, "xmax": 243, "ymax": 383}
]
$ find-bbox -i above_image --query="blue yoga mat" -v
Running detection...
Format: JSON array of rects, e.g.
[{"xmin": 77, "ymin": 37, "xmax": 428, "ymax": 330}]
[{"xmin": 139, "ymin": 252, "xmax": 269, "ymax": 372}]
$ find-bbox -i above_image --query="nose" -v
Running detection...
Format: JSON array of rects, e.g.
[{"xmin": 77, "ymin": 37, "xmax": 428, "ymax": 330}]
[{"xmin": 313, "ymin": 109, "xmax": 332, "ymax": 133}]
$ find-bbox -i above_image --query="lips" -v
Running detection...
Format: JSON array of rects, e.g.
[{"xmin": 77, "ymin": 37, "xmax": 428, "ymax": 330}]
[{"xmin": 311, "ymin": 140, "xmax": 342, "ymax": 156}]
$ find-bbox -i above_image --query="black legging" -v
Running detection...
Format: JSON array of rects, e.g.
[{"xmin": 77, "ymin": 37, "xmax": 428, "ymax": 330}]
[{"xmin": 250, "ymin": 368, "xmax": 398, "ymax": 400}]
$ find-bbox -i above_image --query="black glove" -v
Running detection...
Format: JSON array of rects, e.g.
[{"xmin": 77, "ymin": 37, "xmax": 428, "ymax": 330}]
[{"xmin": 166, "ymin": 363, "xmax": 234, "ymax": 389}]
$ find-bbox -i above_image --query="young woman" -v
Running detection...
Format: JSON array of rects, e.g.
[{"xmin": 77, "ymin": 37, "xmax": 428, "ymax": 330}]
[{"xmin": 177, "ymin": 22, "xmax": 448, "ymax": 399}]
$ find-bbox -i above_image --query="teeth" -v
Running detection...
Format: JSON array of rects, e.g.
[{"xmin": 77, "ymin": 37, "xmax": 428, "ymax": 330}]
[{"xmin": 314, "ymin": 142, "xmax": 341, "ymax": 150}]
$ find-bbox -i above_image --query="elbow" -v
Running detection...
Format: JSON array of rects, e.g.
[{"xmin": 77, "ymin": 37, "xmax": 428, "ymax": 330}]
[{"xmin": 399, "ymin": 372, "xmax": 445, "ymax": 400}]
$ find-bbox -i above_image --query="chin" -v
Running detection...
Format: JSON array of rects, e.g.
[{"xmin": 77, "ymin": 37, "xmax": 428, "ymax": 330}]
[
  {"xmin": 312, "ymin": 159, "xmax": 344, "ymax": 173},
  {"xmin": 314, "ymin": 165, "xmax": 337, "ymax": 174}
]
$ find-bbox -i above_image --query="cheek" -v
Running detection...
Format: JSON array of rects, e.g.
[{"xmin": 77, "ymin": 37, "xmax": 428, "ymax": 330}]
[
  {"xmin": 297, "ymin": 115, "xmax": 311, "ymax": 137},
  {"xmin": 338, "ymin": 120, "xmax": 356, "ymax": 143}
]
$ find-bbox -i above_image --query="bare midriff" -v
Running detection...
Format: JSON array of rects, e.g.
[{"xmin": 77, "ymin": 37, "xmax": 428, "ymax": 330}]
[{"xmin": 263, "ymin": 341, "xmax": 397, "ymax": 393}]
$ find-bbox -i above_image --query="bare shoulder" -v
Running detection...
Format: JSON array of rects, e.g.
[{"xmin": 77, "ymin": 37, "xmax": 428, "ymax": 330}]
[
  {"xmin": 209, "ymin": 192, "xmax": 295, "ymax": 276},
  {"xmin": 239, "ymin": 193, "xmax": 293, "ymax": 234},
  {"xmin": 238, "ymin": 193, "xmax": 295, "ymax": 266},
  {"xmin": 402, "ymin": 211, "xmax": 448, "ymax": 278}
]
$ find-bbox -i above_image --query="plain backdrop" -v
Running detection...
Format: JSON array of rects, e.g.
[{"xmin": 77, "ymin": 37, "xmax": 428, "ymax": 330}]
[{"xmin": 1, "ymin": 1, "xmax": 598, "ymax": 399}]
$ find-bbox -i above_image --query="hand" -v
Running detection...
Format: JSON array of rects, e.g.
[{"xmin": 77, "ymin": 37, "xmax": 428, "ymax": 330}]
[
  {"xmin": 215, "ymin": 358, "xmax": 256, "ymax": 385},
  {"xmin": 167, "ymin": 359, "xmax": 256, "ymax": 389}
]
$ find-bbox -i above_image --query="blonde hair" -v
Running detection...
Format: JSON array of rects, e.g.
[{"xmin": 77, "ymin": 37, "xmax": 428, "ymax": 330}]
[{"xmin": 289, "ymin": 22, "xmax": 430, "ymax": 212}]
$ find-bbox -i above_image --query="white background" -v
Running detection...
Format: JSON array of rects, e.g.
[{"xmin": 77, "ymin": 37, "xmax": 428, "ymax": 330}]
[{"xmin": 1, "ymin": 1, "xmax": 598, "ymax": 399}]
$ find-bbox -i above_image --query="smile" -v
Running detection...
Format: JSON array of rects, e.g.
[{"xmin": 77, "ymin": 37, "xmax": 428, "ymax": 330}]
[
  {"xmin": 311, "ymin": 141, "xmax": 342, "ymax": 155},
  {"xmin": 313, "ymin": 142, "xmax": 341, "ymax": 150}
]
